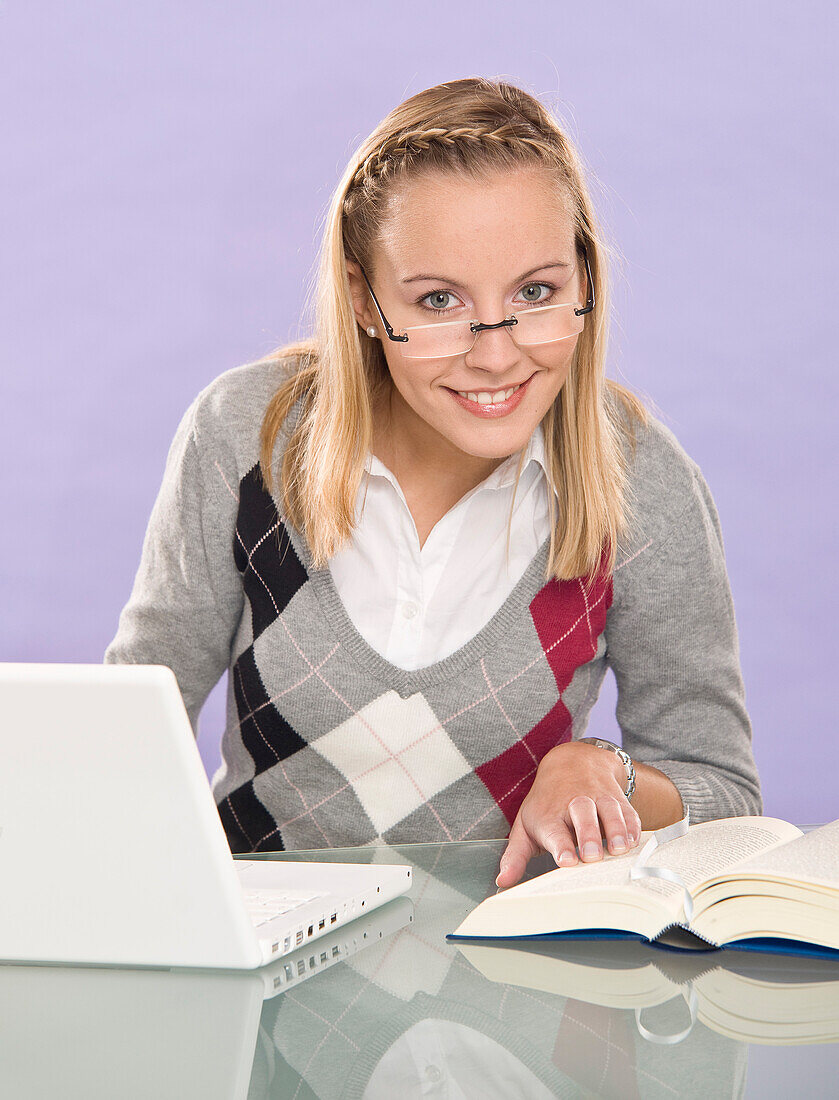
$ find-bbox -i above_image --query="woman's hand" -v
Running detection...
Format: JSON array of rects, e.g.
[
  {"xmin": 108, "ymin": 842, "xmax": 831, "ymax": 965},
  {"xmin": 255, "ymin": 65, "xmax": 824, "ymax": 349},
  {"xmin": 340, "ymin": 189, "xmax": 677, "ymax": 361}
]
[{"xmin": 496, "ymin": 740, "xmax": 643, "ymax": 888}]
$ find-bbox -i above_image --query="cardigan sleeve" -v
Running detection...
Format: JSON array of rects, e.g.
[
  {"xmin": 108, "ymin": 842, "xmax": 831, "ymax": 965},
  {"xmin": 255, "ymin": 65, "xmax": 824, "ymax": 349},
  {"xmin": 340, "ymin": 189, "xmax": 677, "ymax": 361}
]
[
  {"xmin": 104, "ymin": 394, "xmax": 245, "ymax": 733},
  {"xmin": 604, "ymin": 418, "xmax": 762, "ymax": 822}
]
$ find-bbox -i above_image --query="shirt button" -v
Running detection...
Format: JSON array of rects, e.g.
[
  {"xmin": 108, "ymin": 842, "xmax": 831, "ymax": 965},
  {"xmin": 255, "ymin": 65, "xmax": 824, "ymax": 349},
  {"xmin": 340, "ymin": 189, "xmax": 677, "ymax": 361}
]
[
  {"xmin": 425, "ymin": 1065, "xmax": 442, "ymax": 1084},
  {"xmin": 401, "ymin": 601, "xmax": 419, "ymax": 619}
]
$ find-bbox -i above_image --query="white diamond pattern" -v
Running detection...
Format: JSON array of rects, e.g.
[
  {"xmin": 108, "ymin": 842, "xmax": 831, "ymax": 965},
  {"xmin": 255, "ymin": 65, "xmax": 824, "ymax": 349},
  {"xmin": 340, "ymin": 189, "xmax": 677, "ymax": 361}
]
[{"xmin": 311, "ymin": 691, "xmax": 472, "ymax": 836}]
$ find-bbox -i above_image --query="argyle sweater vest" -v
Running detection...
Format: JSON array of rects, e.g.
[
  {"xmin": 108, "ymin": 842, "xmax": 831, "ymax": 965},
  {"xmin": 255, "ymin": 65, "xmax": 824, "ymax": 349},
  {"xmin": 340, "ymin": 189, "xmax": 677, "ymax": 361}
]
[
  {"xmin": 216, "ymin": 464, "xmax": 613, "ymax": 853},
  {"xmin": 105, "ymin": 357, "xmax": 763, "ymax": 855}
]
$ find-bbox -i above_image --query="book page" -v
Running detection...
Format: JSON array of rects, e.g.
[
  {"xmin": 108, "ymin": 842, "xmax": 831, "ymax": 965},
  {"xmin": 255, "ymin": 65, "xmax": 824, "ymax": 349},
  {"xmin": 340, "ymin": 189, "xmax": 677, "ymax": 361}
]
[
  {"xmin": 506, "ymin": 845, "xmax": 643, "ymax": 897},
  {"xmin": 452, "ymin": 839, "xmax": 683, "ymax": 940},
  {"xmin": 496, "ymin": 838, "xmax": 687, "ymax": 914},
  {"xmin": 466, "ymin": 818, "xmax": 798, "ymax": 905},
  {"xmin": 711, "ymin": 820, "xmax": 839, "ymax": 888},
  {"xmin": 640, "ymin": 817, "xmax": 802, "ymax": 896},
  {"xmin": 451, "ymin": 818, "xmax": 802, "ymax": 942}
]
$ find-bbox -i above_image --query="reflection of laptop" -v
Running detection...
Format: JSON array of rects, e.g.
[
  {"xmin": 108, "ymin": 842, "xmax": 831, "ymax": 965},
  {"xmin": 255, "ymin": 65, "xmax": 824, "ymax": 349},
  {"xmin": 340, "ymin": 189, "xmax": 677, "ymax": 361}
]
[
  {"xmin": 0, "ymin": 897, "xmax": 414, "ymax": 1100},
  {"xmin": 0, "ymin": 664, "xmax": 412, "ymax": 969},
  {"xmin": 249, "ymin": 894, "xmax": 413, "ymax": 998}
]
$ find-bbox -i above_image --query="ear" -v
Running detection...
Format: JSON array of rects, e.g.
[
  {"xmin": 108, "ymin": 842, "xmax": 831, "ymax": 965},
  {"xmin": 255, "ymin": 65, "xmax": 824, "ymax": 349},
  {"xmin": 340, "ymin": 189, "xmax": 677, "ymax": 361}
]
[{"xmin": 345, "ymin": 260, "xmax": 378, "ymax": 332}]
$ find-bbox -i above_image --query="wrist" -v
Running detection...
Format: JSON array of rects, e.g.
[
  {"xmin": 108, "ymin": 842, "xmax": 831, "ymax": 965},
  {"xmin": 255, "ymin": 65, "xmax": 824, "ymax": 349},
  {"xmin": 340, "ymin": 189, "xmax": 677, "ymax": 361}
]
[{"xmin": 575, "ymin": 737, "xmax": 636, "ymax": 802}]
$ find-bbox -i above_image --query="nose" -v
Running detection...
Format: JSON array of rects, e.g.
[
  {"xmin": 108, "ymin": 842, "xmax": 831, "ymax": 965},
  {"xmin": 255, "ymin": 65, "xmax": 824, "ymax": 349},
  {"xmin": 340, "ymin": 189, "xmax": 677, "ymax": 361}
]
[{"xmin": 463, "ymin": 319, "xmax": 521, "ymax": 374}]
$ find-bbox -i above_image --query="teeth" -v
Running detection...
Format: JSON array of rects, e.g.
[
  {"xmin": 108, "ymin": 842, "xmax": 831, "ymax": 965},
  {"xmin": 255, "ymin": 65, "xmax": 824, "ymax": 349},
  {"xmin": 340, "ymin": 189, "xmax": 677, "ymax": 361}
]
[{"xmin": 457, "ymin": 384, "xmax": 521, "ymax": 404}]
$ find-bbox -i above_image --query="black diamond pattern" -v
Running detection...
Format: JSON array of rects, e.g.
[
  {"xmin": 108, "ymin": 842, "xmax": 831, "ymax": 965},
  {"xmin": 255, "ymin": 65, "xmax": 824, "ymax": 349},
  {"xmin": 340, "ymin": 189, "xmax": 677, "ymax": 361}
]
[
  {"xmin": 218, "ymin": 782, "xmax": 282, "ymax": 854},
  {"xmin": 232, "ymin": 645, "xmax": 307, "ymax": 773},
  {"xmin": 218, "ymin": 464, "xmax": 315, "ymax": 852},
  {"xmin": 233, "ymin": 464, "xmax": 308, "ymax": 641}
]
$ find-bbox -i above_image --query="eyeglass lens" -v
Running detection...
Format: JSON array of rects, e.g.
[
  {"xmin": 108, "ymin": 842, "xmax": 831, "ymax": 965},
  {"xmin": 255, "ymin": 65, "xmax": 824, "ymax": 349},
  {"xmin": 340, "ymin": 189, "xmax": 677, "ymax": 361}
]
[{"xmin": 400, "ymin": 302, "xmax": 585, "ymax": 359}]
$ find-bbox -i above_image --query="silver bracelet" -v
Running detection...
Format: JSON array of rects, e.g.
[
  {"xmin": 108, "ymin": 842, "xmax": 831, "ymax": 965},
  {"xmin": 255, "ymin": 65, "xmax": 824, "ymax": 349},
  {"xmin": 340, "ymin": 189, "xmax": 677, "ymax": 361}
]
[{"xmin": 576, "ymin": 737, "xmax": 636, "ymax": 802}]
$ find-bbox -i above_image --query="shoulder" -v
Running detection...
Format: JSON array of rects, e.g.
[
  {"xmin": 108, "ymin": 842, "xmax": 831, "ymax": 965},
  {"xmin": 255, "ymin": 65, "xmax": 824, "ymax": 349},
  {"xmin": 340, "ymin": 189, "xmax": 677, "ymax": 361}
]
[
  {"xmin": 171, "ymin": 353, "xmax": 309, "ymax": 479},
  {"xmin": 159, "ymin": 354, "xmax": 302, "ymax": 500},
  {"xmin": 612, "ymin": 402, "xmax": 712, "ymax": 569},
  {"xmin": 187, "ymin": 355, "xmax": 297, "ymax": 447}
]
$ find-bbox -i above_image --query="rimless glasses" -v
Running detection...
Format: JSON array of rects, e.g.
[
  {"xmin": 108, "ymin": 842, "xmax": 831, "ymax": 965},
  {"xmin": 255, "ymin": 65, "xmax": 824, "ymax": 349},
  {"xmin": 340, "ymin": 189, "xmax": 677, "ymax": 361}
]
[{"xmin": 359, "ymin": 249, "xmax": 594, "ymax": 360}]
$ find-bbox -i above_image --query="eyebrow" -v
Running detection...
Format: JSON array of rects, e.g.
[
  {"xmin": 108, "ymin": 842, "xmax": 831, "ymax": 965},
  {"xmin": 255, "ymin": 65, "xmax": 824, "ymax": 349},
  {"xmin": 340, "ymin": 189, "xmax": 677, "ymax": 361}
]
[{"xmin": 400, "ymin": 260, "xmax": 572, "ymax": 288}]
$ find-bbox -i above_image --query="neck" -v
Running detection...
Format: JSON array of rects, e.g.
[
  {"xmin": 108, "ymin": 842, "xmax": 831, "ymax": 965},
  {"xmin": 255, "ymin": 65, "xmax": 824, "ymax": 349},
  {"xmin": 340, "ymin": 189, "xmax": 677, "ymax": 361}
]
[{"xmin": 371, "ymin": 386, "xmax": 507, "ymax": 499}]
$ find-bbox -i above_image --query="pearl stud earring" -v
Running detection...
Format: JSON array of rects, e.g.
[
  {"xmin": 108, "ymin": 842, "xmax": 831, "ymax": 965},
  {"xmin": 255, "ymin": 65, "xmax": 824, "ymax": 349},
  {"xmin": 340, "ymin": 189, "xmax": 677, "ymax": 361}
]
[{"xmin": 366, "ymin": 326, "xmax": 378, "ymax": 338}]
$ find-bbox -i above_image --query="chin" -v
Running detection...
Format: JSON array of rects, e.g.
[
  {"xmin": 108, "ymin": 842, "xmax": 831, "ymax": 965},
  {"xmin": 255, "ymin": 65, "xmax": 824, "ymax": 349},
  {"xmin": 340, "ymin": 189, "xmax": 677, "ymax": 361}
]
[{"xmin": 451, "ymin": 424, "xmax": 536, "ymax": 460}]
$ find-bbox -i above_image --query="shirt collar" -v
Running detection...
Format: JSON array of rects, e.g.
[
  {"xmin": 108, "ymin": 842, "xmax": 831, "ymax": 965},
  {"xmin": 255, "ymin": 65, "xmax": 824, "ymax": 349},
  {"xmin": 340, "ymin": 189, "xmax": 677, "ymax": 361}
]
[
  {"xmin": 488, "ymin": 423, "xmax": 549, "ymax": 490},
  {"xmin": 365, "ymin": 423, "xmax": 552, "ymax": 495}
]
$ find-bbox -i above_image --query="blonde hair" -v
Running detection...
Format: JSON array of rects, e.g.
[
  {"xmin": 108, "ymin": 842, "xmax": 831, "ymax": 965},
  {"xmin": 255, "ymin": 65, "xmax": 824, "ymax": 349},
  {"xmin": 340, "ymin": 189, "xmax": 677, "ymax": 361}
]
[{"xmin": 258, "ymin": 76, "xmax": 646, "ymax": 581}]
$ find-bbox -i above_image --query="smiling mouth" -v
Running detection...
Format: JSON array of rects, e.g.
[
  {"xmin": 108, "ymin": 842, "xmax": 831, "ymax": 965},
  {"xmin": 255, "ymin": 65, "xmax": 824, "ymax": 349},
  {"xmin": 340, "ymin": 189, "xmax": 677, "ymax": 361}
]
[{"xmin": 452, "ymin": 381, "xmax": 525, "ymax": 406}]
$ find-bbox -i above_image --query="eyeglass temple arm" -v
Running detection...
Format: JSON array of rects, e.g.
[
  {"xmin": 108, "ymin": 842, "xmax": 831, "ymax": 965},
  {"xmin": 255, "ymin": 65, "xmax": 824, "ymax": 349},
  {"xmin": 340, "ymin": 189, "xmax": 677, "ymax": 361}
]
[
  {"xmin": 574, "ymin": 248, "xmax": 595, "ymax": 316},
  {"xmin": 358, "ymin": 266, "xmax": 408, "ymax": 343}
]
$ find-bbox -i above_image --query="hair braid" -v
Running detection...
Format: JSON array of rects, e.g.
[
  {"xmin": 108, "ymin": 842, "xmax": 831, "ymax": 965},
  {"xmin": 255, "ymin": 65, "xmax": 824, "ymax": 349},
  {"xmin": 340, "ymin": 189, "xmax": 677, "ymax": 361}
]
[{"xmin": 347, "ymin": 121, "xmax": 559, "ymax": 195}]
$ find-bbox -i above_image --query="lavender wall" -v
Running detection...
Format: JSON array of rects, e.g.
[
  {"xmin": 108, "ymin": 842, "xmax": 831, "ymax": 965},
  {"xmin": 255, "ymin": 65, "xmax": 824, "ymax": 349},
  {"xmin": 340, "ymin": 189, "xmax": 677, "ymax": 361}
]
[{"xmin": 1, "ymin": 2, "xmax": 836, "ymax": 823}]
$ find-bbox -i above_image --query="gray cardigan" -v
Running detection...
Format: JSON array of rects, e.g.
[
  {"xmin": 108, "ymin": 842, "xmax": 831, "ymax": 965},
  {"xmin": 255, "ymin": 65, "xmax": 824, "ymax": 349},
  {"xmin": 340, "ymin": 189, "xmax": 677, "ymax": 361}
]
[{"xmin": 105, "ymin": 358, "xmax": 761, "ymax": 852}]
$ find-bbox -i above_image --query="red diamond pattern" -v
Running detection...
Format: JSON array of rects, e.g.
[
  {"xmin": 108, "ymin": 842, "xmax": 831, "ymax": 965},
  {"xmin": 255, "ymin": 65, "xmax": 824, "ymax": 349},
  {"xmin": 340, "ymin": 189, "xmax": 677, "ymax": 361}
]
[{"xmin": 476, "ymin": 565, "xmax": 613, "ymax": 824}]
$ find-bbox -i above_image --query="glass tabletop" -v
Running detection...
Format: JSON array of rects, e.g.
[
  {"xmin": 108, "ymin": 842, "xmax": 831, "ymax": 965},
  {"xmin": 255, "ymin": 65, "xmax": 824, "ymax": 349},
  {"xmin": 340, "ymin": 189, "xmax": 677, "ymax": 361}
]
[
  {"xmin": 1, "ymin": 839, "xmax": 837, "ymax": 1099},
  {"xmin": 249, "ymin": 840, "xmax": 839, "ymax": 1099}
]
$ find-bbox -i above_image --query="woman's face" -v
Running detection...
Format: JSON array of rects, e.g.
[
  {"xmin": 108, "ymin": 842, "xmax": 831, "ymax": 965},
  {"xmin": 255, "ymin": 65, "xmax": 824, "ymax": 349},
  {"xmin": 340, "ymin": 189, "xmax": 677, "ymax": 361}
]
[{"xmin": 347, "ymin": 167, "xmax": 587, "ymax": 465}]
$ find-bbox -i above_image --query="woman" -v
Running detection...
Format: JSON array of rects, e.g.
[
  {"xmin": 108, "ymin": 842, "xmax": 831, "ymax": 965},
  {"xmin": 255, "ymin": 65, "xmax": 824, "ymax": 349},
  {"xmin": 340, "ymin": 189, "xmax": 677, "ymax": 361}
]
[{"xmin": 105, "ymin": 77, "xmax": 761, "ymax": 886}]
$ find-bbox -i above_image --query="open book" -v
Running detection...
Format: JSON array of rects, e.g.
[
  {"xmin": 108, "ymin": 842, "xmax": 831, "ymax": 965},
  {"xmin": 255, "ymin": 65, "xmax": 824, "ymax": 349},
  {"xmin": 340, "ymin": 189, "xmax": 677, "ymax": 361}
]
[{"xmin": 449, "ymin": 817, "xmax": 839, "ymax": 959}]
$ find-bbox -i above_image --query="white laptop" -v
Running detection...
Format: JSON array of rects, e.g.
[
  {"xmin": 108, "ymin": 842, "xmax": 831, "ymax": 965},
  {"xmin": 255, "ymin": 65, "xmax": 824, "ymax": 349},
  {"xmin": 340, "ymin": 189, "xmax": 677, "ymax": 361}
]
[{"xmin": 0, "ymin": 663, "xmax": 412, "ymax": 969}]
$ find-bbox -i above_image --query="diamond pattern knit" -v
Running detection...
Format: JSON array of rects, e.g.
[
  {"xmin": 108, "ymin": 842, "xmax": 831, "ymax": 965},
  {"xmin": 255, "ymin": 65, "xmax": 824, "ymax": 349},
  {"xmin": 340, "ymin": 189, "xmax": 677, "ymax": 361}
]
[
  {"xmin": 216, "ymin": 461, "xmax": 613, "ymax": 852},
  {"xmin": 105, "ymin": 358, "xmax": 762, "ymax": 852}
]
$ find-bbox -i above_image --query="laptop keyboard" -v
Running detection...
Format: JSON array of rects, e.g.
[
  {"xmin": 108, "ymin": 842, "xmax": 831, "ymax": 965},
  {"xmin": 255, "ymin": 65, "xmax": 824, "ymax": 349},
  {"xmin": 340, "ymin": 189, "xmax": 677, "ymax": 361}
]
[{"xmin": 242, "ymin": 889, "xmax": 325, "ymax": 927}]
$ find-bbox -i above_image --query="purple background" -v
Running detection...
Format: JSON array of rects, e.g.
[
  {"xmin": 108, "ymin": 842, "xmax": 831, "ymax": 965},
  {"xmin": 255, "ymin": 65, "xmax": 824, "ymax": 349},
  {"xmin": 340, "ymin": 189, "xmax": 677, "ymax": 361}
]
[{"xmin": 1, "ymin": 2, "xmax": 836, "ymax": 823}]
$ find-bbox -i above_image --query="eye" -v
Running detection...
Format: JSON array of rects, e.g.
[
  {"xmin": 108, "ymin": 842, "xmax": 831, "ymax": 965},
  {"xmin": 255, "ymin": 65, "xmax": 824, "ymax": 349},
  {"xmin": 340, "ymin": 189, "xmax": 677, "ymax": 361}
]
[
  {"xmin": 516, "ymin": 282, "xmax": 555, "ymax": 305},
  {"xmin": 418, "ymin": 290, "xmax": 461, "ymax": 315}
]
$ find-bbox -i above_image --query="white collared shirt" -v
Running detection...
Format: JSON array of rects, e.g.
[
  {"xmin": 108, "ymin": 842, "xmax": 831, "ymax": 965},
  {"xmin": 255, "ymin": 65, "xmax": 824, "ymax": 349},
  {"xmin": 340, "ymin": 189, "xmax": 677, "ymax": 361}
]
[{"xmin": 327, "ymin": 427, "xmax": 554, "ymax": 671}]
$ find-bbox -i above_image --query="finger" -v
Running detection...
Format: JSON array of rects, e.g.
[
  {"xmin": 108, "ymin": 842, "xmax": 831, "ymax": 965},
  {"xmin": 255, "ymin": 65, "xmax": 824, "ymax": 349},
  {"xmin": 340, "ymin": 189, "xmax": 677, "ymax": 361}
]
[
  {"xmin": 625, "ymin": 804, "xmax": 643, "ymax": 846},
  {"xmin": 538, "ymin": 819, "xmax": 578, "ymax": 870},
  {"xmin": 496, "ymin": 816, "xmax": 540, "ymax": 888},
  {"xmin": 568, "ymin": 796, "xmax": 603, "ymax": 862},
  {"xmin": 596, "ymin": 795, "xmax": 632, "ymax": 855}
]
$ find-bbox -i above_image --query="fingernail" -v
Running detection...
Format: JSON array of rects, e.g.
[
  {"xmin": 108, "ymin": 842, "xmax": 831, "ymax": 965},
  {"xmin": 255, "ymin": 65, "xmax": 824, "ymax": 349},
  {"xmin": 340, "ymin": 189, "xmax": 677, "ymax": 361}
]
[
  {"xmin": 558, "ymin": 851, "xmax": 576, "ymax": 867},
  {"xmin": 582, "ymin": 842, "xmax": 600, "ymax": 861},
  {"xmin": 611, "ymin": 836, "xmax": 627, "ymax": 853}
]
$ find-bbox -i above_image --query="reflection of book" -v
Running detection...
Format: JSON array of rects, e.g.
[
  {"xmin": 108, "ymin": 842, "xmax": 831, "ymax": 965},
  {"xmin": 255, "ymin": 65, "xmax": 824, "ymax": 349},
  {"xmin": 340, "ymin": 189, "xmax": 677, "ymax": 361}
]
[
  {"xmin": 456, "ymin": 938, "xmax": 839, "ymax": 1045},
  {"xmin": 449, "ymin": 817, "xmax": 839, "ymax": 958}
]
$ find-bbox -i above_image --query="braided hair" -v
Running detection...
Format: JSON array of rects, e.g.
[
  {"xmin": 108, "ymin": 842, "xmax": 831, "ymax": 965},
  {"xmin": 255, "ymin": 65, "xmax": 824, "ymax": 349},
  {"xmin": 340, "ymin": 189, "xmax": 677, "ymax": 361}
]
[{"xmin": 347, "ymin": 122, "xmax": 558, "ymax": 192}]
